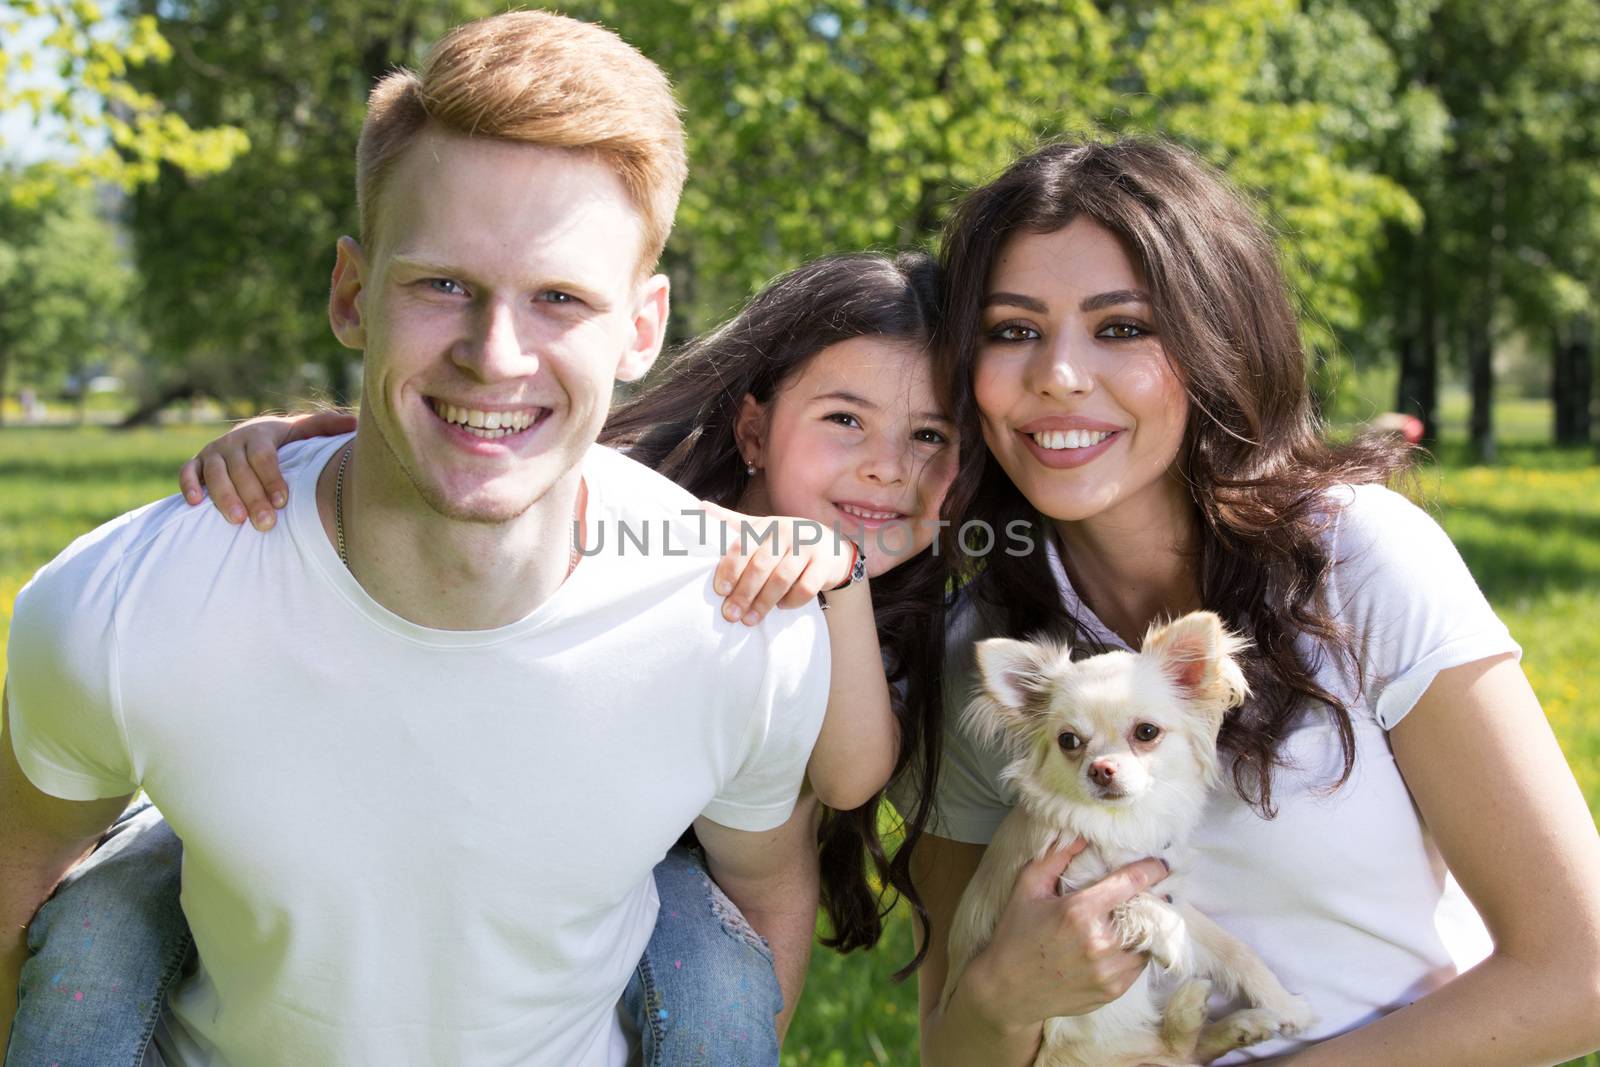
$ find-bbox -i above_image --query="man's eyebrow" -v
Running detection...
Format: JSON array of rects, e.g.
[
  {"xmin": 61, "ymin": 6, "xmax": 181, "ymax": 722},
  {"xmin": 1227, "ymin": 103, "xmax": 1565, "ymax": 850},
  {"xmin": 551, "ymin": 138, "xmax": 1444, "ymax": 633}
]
[
  {"xmin": 811, "ymin": 390, "xmax": 953, "ymax": 424},
  {"xmin": 1080, "ymin": 289, "xmax": 1151, "ymax": 312},
  {"xmin": 388, "ymin": 255, "xmax": 458, "ymax": 275}
]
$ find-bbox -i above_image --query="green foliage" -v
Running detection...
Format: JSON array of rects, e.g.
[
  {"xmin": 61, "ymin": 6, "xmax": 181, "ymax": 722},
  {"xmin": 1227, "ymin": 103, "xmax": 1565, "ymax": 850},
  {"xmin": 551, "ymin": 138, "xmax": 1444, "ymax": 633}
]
[
  {"xmin": 0, "ymin": 1, "xmax": 247, "ymax": 202},
  {"xmin": 0, "ymin": 183, "xmax": 135, "ymax": 410},
  {"xmin": 98, "ymin": 0, "xmax": 1425, "ymax": 377}
]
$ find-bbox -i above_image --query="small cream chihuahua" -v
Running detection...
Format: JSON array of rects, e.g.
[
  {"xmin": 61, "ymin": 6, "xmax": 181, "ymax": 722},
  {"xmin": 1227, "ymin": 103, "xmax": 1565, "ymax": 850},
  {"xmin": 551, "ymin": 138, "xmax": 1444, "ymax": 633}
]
[{"xmin": 941, "ymin": 612, "xmax": 1314, "ymax": 1067}]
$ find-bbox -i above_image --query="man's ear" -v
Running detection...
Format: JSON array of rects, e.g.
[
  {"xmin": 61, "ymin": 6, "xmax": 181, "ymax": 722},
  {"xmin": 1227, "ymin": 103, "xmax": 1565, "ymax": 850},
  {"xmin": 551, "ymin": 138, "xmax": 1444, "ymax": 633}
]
[
  {"xmin": 733, "ymin": 393, "xmax": 768, "ymax": 471},
  {"xmin": 328, "ymin": 236, "xmax": 368, "ymax": 350},
  {"xmin": 615, "ymin": 273, "xmax": 670, "ymax": 383}
]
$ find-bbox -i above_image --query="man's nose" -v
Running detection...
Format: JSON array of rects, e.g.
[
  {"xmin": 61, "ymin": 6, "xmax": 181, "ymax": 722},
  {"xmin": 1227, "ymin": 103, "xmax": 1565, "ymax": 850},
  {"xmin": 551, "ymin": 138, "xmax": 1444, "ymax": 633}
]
[{"xmin": 456, "ymin": 300, "xmax": 536, "ymax": 380}]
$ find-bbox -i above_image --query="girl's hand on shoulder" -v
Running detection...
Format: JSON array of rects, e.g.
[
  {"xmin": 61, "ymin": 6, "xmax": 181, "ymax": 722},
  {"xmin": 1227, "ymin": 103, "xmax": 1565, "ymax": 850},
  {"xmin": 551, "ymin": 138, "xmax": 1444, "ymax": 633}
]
[
  {"xmin": 178, "ymin": 409, "xmax": 358, "ymax": 530},
  {"xmin": 701, "ymin": 502, "xmax": 859, "ymax": 626}
]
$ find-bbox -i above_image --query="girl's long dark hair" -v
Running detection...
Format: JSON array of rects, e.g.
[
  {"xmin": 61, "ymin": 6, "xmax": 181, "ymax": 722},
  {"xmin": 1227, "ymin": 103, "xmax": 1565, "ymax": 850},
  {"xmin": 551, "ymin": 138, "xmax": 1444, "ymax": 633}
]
[
  {"xmin": 603, "ymin": 251, "xmax": 947, "ymax": 976},
  {"xmin": 936, "ymin": 139, "xmax": 1411, "ymax": 815}
]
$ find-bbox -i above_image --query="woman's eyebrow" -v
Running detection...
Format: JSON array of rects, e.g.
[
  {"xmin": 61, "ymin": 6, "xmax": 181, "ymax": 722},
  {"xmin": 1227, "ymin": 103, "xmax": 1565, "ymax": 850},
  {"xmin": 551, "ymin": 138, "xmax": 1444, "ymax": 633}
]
[
  {"xmin": 981, "ymin": 291, "xmax": 1047, "ymax": 313},
  {"xmin": 1080, "ymin": 289, "xmax": 1151, "ymax": 312}
]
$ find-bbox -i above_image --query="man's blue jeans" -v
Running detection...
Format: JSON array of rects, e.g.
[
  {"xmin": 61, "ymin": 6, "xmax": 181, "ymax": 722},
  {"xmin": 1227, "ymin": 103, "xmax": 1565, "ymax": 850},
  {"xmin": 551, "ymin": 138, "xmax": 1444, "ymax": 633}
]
[{"xmin": 5, "ymin": 801, "xmax": 783, "ymax": 1067}]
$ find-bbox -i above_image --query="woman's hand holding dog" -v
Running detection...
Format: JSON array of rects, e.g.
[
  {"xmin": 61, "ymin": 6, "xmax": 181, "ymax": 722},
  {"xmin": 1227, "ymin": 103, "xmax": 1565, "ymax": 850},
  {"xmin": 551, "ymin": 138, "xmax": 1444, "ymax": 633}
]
[{"xmin": 962, "ymin": 839, "xmax": 1170, "ymax": 1038}]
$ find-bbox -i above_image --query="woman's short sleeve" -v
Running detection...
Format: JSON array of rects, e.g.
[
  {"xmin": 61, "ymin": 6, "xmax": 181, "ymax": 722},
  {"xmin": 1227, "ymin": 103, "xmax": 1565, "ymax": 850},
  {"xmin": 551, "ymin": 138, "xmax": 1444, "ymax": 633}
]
[{"xmin": 1328, "ymin": 484, "xmax": 1520, "ymax": 731}]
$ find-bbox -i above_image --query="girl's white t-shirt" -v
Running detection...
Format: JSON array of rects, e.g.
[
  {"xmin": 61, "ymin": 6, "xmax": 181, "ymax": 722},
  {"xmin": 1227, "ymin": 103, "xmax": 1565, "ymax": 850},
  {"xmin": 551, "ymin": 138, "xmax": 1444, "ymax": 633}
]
[{"xmin": 893, "ymin": 484, "xmax": 1518, "ymax": 1061}]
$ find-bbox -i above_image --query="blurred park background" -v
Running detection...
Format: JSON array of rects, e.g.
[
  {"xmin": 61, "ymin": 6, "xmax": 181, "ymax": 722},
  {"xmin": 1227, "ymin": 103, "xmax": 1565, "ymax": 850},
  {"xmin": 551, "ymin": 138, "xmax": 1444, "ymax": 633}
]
[{"xmin": 1, "ymin": 1, "xmax": 1597, "ymax": 1063}]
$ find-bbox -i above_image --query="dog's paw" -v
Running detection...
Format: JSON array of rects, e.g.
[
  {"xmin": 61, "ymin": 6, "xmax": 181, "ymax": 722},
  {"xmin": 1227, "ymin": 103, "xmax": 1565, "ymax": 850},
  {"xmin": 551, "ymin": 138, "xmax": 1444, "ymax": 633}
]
[
  {"xmin": 1264, "ymin": 993, "xmax": 1316, "ymax": 1037},
  {"xmin": 1198, "ymin": 1007, "xmax": 1282, "ymax": 1056},
  {"xmin": 1112, "ymin": 895, "xmax": 1185, "ymax": 971}
]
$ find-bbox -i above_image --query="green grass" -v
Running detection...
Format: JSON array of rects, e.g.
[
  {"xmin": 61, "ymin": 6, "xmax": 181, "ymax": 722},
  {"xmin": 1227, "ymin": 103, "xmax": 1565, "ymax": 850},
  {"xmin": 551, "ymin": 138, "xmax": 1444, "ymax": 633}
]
[{"xmin": 1, "ymin": 417, "xmax": 1597, "ymax": 1066}]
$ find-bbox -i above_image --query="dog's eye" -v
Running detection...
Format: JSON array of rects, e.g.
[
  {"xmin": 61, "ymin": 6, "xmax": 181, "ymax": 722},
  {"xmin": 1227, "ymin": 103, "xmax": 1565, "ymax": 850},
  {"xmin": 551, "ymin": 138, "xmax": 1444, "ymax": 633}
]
[
  {"xmin": 1057, "ymin": 732, "xmax": 1083, "ymax": 752},
  {"xmin": 1134, "ymin": 723, "xmax": 1161, "ymax": 742}
]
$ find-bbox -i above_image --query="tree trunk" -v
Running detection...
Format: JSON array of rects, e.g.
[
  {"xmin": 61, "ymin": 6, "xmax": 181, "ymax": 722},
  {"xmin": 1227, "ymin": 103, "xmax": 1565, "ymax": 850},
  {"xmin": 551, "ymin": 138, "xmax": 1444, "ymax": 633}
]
[
  {"xmin": 118, "ymin": 381, "xmax": 199, "ymax": 429},
  {"xmin": 1553, "ymin": 322, "xmax": 1591, "ymax": 446},
  {"xmin": 0, "ymin": 345, "xmax": 9, "ymax": 428},
  {"xmin": 1394, "ymin": 228, "xmax": 1438, "ymax": 443},
  {"xmin": 1579, "ymin": 317, "xmax": 1595, "ymax": 450},
  {"xmin": 1468, "ymin": 311, "xmax": 1495, "ymax": 463}
]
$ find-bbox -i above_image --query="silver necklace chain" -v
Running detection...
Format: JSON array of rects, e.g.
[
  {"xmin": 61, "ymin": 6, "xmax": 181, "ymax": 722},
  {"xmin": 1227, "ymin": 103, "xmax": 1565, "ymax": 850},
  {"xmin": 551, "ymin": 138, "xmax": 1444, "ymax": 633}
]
[
  {"xmin": 335, "ymin": 442, "xmax": 352, "ymax": 568},
  {"xmin": 333, "ymin": 441, "xmax": 581, "ymax": 575}
]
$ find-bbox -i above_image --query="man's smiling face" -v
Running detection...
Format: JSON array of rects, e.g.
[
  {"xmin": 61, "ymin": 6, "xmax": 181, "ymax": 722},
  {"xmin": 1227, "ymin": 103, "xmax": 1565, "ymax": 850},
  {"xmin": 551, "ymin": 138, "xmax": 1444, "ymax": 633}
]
[{"xmin": 331, "ymin": 128, "xmax": 667, "ymax": 524}]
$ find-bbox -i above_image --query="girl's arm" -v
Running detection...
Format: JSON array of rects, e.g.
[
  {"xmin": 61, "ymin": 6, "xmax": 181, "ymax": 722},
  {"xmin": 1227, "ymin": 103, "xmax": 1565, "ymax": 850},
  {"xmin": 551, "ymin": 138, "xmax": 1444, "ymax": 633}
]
[
  {"xmin": 177, "ymin": 410, "xmax": 357, "ymax": 528},
  {"xmin": 1270, "ymin": 654, "xmax": 1600, "ymax": 1066},
  {"xmin": 909, "ymin": 832, "xmax": 1168, "ymax": 1067},
  {"xmin": 708, "ymin": 512, "xmax": 894, "ymax": 810}
]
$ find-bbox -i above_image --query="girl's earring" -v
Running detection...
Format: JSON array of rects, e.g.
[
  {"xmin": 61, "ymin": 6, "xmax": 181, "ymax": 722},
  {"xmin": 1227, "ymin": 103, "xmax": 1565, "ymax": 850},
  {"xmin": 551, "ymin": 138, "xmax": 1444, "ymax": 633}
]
[{"xmin": 746, "ymin": 460, "xmax": 758, "ymax": 476}]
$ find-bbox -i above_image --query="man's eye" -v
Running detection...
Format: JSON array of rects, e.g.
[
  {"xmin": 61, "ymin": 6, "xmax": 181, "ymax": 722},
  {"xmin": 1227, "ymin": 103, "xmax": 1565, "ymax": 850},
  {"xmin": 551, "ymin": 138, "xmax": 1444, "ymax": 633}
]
[
  {"xmin": 539, "ymin": 290, "xmax": 576, "ymax": 305},
  {"xmin": 988, "ymin": 322, "xmax": 1039, "ymax": 342},
  {"xmin": 427, "ymin": 278, "xmax": 467, "ymax": 296}
]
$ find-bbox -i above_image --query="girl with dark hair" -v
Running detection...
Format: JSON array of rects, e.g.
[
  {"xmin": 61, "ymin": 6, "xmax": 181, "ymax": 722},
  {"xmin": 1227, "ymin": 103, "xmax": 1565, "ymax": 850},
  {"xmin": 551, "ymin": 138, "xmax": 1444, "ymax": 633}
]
[
  {"xmin": 905, "ymin": 137, "xmax": 1600, "ymax": 1064},
  {"xmin": 11, "ymin": 251, "xmax": 957, "ymax": 1066}
]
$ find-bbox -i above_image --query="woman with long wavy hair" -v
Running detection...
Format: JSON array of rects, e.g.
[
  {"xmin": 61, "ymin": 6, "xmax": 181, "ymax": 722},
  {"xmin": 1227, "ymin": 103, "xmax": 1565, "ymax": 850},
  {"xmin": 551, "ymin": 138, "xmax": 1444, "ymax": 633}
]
[{"xmin": 903, "ymin": 137, "xmax": 1600, "ymax": 1065}]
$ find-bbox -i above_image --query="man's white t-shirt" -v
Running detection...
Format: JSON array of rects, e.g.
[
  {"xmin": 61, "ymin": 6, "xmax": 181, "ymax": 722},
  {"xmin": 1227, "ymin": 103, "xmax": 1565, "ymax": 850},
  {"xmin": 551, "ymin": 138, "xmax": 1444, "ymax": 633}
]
[
  {"xmin": 7, "ymin": 435, "xmax": 830, "ymax": 1067},
  {"xmin": 889, "ymin": 484, "xmax": 1518, "ymax": 1062}
]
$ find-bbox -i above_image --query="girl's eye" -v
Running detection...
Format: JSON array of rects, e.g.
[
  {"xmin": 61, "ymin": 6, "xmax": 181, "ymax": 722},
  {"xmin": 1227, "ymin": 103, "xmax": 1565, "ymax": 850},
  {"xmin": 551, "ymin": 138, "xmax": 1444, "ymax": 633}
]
[
  {"xmin": 824, "ymin": 412, "xmax": 862, "ymax": 429},
  {"xmin": 988, "ymin": 322, "xmax": 1040, "ymax": 343},
  {"xmin": 1134, "ymin": 723, "xmax": 1161, "ymax": 742},
  {"xmin": 1098, "ymin": 321, "xmax": 1149, "ymax": 340},
  {"xmin": 1058, "ymin": 731, "xmax": 1083, "ymax": 752},
  {"xmin": 913, "ymin": 427, "xmax": 949, "ymax": 446},
  {"xmin": 427, "ymin": 278, "xmax": 467, "ymax": 296}
]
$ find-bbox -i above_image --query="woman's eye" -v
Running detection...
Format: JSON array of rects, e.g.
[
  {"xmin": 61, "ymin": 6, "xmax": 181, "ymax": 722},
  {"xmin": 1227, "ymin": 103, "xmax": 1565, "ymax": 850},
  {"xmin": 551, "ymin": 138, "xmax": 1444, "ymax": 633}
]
[
  {"xmin": 1134, "ymin": 723, "xmax": 1161, "ymax": 742},
  {"xmin": 988, "ymin": 322, "xmax": 1040, "ymax": 342},
  {"xmin": 824, "ymin": 412, "xmax": 862, "ymax": 429},
  {"xmin": 1098, "ymin": 321, "xmax": 1149, "ymax": 340},
  {"xmin": 1058, "ymin": 731, "xmax": 1082, "ymax": 752},
  {"xmin": 426, "ymin": 278, "xmax": 467, "ymax": 296}
]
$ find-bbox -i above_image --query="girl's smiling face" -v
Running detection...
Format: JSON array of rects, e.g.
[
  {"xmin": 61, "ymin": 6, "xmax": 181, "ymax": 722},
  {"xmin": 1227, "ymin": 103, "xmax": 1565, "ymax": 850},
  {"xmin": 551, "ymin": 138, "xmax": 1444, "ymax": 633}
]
[
  {"xmin": 974, "ymin": 217, "xmax": 1190, "ymax": 531},
  {"xmin": 737, "ymin": 336, "xmax": 958, "ymax": 576}
]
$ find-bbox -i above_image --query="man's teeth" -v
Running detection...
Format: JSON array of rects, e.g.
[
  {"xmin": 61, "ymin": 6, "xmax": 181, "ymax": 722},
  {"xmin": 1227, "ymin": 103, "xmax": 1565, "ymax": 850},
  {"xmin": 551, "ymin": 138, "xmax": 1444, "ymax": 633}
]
[
  {"xmin": 1031, "ymin": 429, "xmax": 1113, "ymax": 450},
  {"xmin": 839, "ymin": 504, "xmax": 902, "ymax": 521},
  {"xmin": 433, "ymin": 402, "xmax": 540, "ymax": 438}
]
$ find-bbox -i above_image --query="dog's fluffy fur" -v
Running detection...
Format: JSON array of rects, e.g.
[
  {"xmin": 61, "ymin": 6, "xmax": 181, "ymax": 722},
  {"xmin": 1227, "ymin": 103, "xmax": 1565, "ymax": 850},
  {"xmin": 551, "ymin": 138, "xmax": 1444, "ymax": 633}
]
[{"xmin": 941, "ymin": 611, "xmax": 1314, "ymax": 1067}]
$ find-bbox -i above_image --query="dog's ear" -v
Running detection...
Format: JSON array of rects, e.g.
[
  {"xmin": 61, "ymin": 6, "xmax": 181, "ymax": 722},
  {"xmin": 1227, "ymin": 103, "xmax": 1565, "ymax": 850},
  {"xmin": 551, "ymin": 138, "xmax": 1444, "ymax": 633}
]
[
  {"xmin": 963, "ymin": 637, "xmax": 1061, "ymax": 748},
  {"xmin": 1141, "ymin": 611, "xmax": 1250, "ymax": 714}
]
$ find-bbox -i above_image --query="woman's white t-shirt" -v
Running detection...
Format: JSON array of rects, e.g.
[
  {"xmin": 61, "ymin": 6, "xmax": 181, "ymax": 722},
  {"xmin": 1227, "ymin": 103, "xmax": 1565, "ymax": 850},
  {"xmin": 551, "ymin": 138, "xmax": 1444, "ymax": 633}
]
[{"xmin": 892, "ymin": 484, "xmax": 1519, "ymax": 1062}]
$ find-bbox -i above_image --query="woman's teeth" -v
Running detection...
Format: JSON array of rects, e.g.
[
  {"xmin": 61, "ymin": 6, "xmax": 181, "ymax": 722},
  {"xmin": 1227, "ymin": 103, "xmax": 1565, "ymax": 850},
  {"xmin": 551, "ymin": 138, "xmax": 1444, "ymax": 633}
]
[
  {"xmin": 1031, "ymin": 429, "xmax": 1113, "ymax": 450},
  {"xmin": 838, "ymin": 504, "xmax": 902, "ymax": 522},
  {"xmin": 433, "ymin": 401, "xmax": 540, "ymax": 439}
]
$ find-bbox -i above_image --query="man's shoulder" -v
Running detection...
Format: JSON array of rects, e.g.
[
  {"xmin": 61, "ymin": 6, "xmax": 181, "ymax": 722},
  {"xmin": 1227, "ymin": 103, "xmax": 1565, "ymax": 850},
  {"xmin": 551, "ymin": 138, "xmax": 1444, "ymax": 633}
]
[{"xmin": 582, "ymin": 445, "xmax": 723, "ymax": 560}]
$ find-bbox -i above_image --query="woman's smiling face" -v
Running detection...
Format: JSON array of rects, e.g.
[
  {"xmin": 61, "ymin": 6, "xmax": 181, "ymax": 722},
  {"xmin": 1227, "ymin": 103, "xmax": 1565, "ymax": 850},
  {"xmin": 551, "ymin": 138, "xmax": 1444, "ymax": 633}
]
[
  {"xmin": 974, "ymin": 217, "xmax": 1190, "ymax": 530},
  {"xmin": 737, "ymin": 336, "xmax": 958, "ymax": 576}
]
